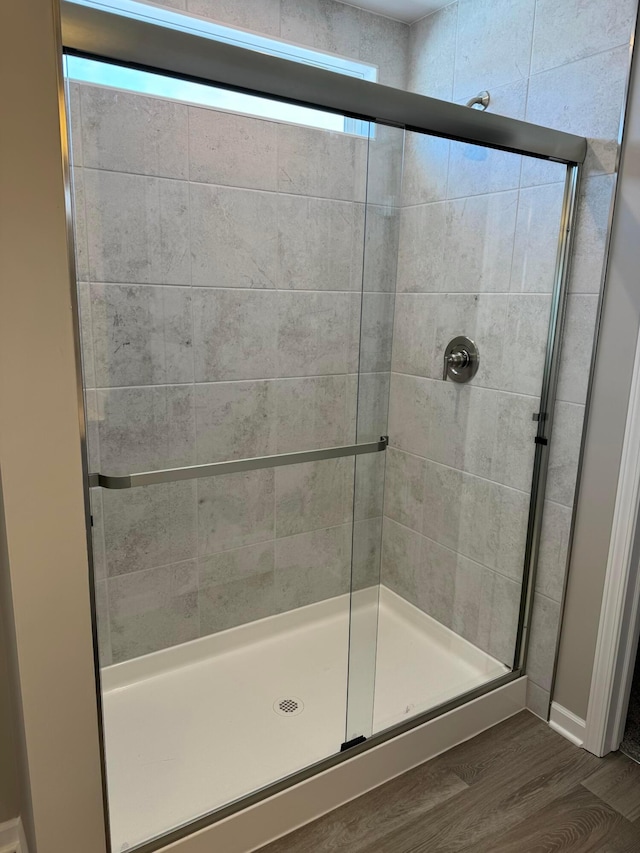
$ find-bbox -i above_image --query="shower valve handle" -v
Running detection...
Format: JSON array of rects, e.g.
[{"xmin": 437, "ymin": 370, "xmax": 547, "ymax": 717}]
[
  {"xmin": 443, "ymin": 349, "xmax": 470, "ymax": 378},
  {"xmin": 443, "ymin": 336, "xmax": 480, "ymax": 383}
]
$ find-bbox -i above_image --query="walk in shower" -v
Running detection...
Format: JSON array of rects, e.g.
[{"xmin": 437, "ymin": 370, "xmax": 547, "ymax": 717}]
[{"xmin": 62, "ymin": 1, "xmax": 586, "ymax": 850}]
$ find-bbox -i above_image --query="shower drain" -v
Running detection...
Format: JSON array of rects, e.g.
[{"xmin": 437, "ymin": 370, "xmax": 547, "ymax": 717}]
[{"xmin": 273, "ymin": 697, "xmax": 304, "ymax": 716}]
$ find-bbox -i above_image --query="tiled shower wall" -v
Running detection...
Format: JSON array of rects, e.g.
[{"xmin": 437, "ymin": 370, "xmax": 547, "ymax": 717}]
[
  {"xmin": 72, "ymin": 0, "xmax": 407, "ymax": 667},
  {"xmin": 382, "ymin": 139, "xmax": 566, "ymax": 667},
  {"xmin": 393, "ymin": 0, "xmax": 637, "ymax": 716},
  {"xmin": 72, "ymin": 72, "xmax": 402, "ymax": 666}
]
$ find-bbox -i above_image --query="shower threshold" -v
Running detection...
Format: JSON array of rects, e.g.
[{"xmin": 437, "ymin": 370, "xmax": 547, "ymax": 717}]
[{"xmin": 100, "ymin": 586, "xmax": 507, "ymax": 851}]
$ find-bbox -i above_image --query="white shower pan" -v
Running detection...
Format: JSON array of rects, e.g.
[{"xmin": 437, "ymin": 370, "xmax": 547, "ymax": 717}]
[{"xmin": 100, "ymin": 586, "xmax": 507, "ymax": 852}]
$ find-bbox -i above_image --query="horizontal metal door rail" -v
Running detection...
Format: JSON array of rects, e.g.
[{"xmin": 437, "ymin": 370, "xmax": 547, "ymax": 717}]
[
  {"xmin": 60, "ymin": 1, "xmax": 587, "ymax": 164},
  {"xmin": 88, "ymin": 436, "xmax": 388, "ymax": 489}
]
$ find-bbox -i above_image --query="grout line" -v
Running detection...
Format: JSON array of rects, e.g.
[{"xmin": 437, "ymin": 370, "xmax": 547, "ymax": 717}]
[
  {"xmin": 403, "ymin": 185, "xmax": 523, "ymax": 210},
  {"xmin": 81, "ymin": 164, "xmax": 370, "ymax": 205},
  {"xmin": 527, "ymin": 40, "xmax": 632, "ymax": 86},
  {"xmin": 386, "ymin": 445, "xmax": 532, "ymax": 497},
  {"xmin": 382, "ymin": 515, "xmax": 524, "ymax": 589},
  {"xmin": 388, "ymin": 370, "xmax": 543, "ymax": 403},
  {"xmin": 84, "ymin": 280, "xmax": 395, "ymax": 294},
  {"xmin": 104, "ymin": 518, "xmax": 363, "ymax": 587},
  {"xmin": 90, "ymin": 373, "xmax": 388, "ymax": 392}
]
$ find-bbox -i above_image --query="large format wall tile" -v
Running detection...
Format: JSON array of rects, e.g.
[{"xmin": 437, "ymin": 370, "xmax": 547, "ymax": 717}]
[
  {"xmin": 401, "ymin": 133, "xmax": 449, "ymax": 207},
  {"xmin": 277, "ymin": 123, "xmax": 367, "ymax": 202},
  {"xmin": 352, "ymin": 517, "xmax": 383, "ymax": 590},
  {"xmin": 102, "ymin": 482, "xmax": 198, "ymax": 577},
  {"xmin": 275, "ymin": 375, "xmax": 349, "ymax": 452},
  {"xmin": 186, "ymin": 0, "xmax": 281, "ymax": 37},
  {"xmin": 80, "ymin": 86, "xmax": 188, "ymax": 178},
  {"xmin": 275, "ymin": 524, "xmax": 352, "ymax": 611},
  {"xmin": 556, "ymin": 293, "xmax": 599, "ymax": 405},
  {"xmin": 570, "ymin": 175, "xmax": 616, "ymax": 294},
  {"xmin": 392, "ymin": 292, "xmax": 510, "ymax": 392},
  {"xmin": 195, "ymin": 380, "xmax": 277, "ymax": 463},
  {"xmin": 359, "ymin": 14, "xmax": 409, "ymax": 90},
  {"xmin": 354, "ymin": 453, "xmax": 385, "ymax": 521},
  {"xmin": 275, "ymin": 457, "xmax": 353, "ymax": 538},
  {"xmin": 381, "ymin": 517, "xmax": 421, "ymax": 605},
  {"xmin": 108, "ymin": 561, "xmax": 199, "ymax": 662},
  {"xmin": 422, "ymin": 460, "xmax": 530, "ymax": 582},
  {"xmin": 355, "ymin": 292, "xmax": 395, "ymax": 374},
  {"xmin": 526, "ymin": 46, "xmax": 630, "ymax": 176},
  {"xmin": 193, "ymin": 288, "xmax": 278, "ymax": 382},
  {"xmin": 502, "ymin": 294, "xmax": 553, "ymax": 397},
  {"xmin": 453, "ymin": 0, "xmax": 535, "ymax": 101},
  {"xmin": 198, "ymin": 542, "xmax": 276, "ymax": 634},
  {"xmin": 351, "ymin": 372, "xmax": 390, "ymax": 443},
  {"xmin": 84, "ymin": 170, "xmax": 190, "ymax": 284},
  {"xmin": 280, "ymin": 0, "xmax": 361, "ymax": 59},
  {"xmin": 536, "ymin": 500, "xmax": 572, "ymax": 603},
  {"xmin": 91, "ymin": 284, "xmax": 194, "ymax": 387},
  {"xmin": 197, "ymin": 469, "xmax": 275, "ymax": 555},
  {"xmin": 531, "ymin": 0, "xmax": 636, "ymax": 75},
  {"xmin": 188, "ymin": 108, "xmax": 278, "ymax": 190},
  {"xmin": 447, "ymin": 143, "xmax": 522, "ymax": 199},
  {"xmin": 444, "ymin": 192, "xmax": 518, "ymax": 292},
  {"xmin": 97, "ymin": 385, "xmax": 196, "ymax": 475},
  {"xmin": 546, "ymin": 401, "xmax": 585, "ymax": 507},
  {"xmin": 383, "ymin": 447, "xmax": 426, "ymax": 534},
  {"xmin": 397, "ymin": 203, "xmax": 447, "ymax": 292},
  {"xmin": 277, "ymin": 291, "xmax": 351, "ymax": 376},
  {"xmin": 408, "ymin": 4, "xmax": 457, "ymax": 100},
  {"xmin": 362, "ymin": 205, "xmax": 400, "ymax": 293},
  {"xmin": 511, "ymin": 182, "xmax": 566, "ymax": 293},
  {"xmin": 389, "ymin": 375, "xmax": 537, "ymax": 491},
  {"xmin": 398, "ymin": 193, "xmax": 519, "ymax": 294},
  {"xmin": 526, "ymin": 592, "xmax": 561, "ymax": 692},
  {"xmin": 278, "ymin": 195, "xmax": 364, "ymax": 291},
  {"xmin": 190, "ymin": 184, "xmax": 278, "ymax": 288}
]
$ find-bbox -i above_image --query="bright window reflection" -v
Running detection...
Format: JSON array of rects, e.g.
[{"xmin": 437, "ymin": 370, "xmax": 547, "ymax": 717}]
[{"xmin": 65, "ymin": 0, "xmax": 376, "ymax": 135}]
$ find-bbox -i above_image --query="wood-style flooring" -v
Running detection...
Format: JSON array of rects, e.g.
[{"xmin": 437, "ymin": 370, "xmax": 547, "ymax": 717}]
[{"xmin": 259, "ymin": 711, "xmax": 640, "ymax": 853}]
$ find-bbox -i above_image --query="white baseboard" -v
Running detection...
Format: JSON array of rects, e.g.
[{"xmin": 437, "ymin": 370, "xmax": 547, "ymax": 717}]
[
  {"xmin": 0, "ymin": 818, "xmax": 27, "ymax": 853},
  {"xmin": 549, "ymin": 701, "xmax": 587, "ymax": 748}
]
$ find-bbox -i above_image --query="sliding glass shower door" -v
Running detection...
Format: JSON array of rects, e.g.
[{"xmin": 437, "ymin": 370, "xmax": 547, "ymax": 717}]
[
  {"xmin": 65, "ymin": 45, "xmax": 576, "ymax": 853},
  {"xmin": 67, "ymin": 62, "xmax": 392, "ymax": 849}
]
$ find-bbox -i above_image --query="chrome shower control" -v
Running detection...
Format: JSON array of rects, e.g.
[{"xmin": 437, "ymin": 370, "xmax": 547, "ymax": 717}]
[{"xmin": 443, "ymin": 336, "xmax": 479, "ymax": 383}]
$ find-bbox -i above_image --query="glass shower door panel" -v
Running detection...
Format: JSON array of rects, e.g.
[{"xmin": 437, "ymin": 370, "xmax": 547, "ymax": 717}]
[
  {"xmin": 67, "ymin": 67, "xmax": 373, "ymax": 850},
  {"xmin": 372, "ymin": 130, "xmax": 568, "ymax": 733},
  {"xmin": 345, "ymin": 123, "xmax": 404, "ymax": 743}
]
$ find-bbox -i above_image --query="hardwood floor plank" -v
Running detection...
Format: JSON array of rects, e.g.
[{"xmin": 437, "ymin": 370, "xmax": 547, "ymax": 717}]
[
  {"xmin": 436, "ymin": 711, "xmax": 574, "ymax": 787},
  {"xmin": 464, "ymin": 785, "xmax": 627, "ymax": 853},
  {"xmin": 257, "ymin": 711, "xmax": 640, "ymax": 853},
  {"xmin": 582, "ymin": 751, "xmax": 640, "ymax": 822},
  {"xmin": 258, "ymin": 766, "xmax": 467, "ymax": 853},
  {"xmin": 360, "ymin": 736, "xmax": 601, "ymax": 853},
  {"xmin": 591, "ymin": 814, "xmax": 640, "ymax": 851}
]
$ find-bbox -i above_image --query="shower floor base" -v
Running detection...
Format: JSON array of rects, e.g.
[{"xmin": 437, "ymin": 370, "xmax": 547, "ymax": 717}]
[{"xmin": 101, "ymin": 586, "xmax": 508, "ymax": 852}]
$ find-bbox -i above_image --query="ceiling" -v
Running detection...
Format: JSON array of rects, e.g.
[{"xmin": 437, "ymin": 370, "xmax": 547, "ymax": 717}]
[{"xmin": 339, "ymin": 0, "xmax": 452, "ymax": 24}]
